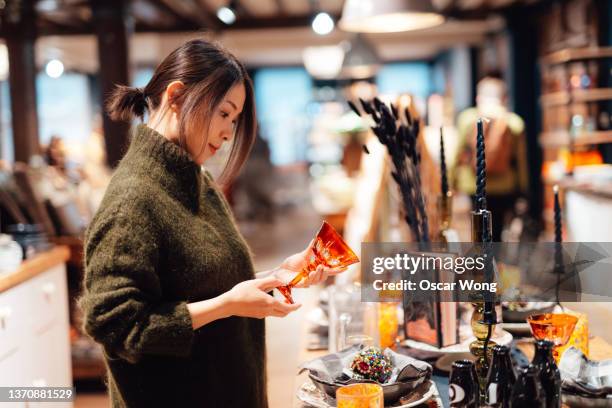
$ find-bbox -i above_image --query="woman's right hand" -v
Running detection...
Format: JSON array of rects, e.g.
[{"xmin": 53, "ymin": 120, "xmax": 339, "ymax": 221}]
[{"xmin": 223, "ymin": 276, "xmax": 301, "ymax": 319}]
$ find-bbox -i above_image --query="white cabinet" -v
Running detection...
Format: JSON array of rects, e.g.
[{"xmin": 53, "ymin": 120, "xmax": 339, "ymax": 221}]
[{"xmin": 0, "ymin": 264, "xmax": 72, "ymax": 408}]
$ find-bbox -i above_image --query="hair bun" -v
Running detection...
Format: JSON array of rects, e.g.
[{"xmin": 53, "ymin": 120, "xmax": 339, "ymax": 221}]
[{"xmin": 106, "ymin": 85, "xmax": 148, "ymax": 122}]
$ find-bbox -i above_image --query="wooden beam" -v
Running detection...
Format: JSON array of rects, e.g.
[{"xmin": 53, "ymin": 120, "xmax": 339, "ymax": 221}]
[
  {"xmin": 274, "ymin": 0, "xmax": 287, "ymax": 15},
  {"xmin": 132, "ymin": 0, "xmax": 177, "ymax": 27},
  {"xmin": 148, "ymin": 0, "xmax": 194, "ymax": 26},
  {"xmin": 39, "ymin": 11, "xmax": 90, "ymax": 30},
  {"xmin": 0, "ymin": 12, "xmax": 344, "ymax": 36},
  {"xmin": 307, "ymin": 0, "xmax": 316, "ymax": 15},
  {"xmin": 234, "ymin": 1, "xmax": 254, "ymax": 18},
  {"xmin": 91, "ymin": 0, "xmax": 132, "ymax": 168},
  {"xmin": 4, "ymin": 0, "xmax": 41, "ymax": 162},
  {"xmin": 157, "ymin": 0, "xmax": 221, "ymax": 31},
  {"xmin": 230, "ymin": 13, "xmax": 339, "ymax": 29}
]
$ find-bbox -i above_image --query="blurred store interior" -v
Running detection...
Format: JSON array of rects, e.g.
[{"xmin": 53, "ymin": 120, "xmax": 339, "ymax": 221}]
[{"xmin": 1, "ymin": 0, "xmax": 612, "ymax": 407}]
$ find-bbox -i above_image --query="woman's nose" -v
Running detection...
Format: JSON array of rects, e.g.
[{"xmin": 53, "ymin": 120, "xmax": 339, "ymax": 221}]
[{"xmin": 222, "ymin": 127, "xmax": 234, "ymax": 142}]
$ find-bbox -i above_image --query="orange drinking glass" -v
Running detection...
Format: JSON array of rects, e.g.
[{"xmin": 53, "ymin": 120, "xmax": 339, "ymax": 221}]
[
  {"xmin": 378, "ymin": 302, "xmax": 399, "ymax": 349},
  {"xmin": 527, "ymin": 313, "xmax": 579, "ymax": 362},
  {"xmin": 336, "ymin": 383, "xmax": 384, "ymax": 408},
  {"xmin": 277, "ymin": 221, "xmax": 359, "ymax": 304}
]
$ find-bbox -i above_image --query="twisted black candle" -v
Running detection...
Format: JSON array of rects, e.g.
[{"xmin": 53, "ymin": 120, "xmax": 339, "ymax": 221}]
[
  {"xmin": 553, "ymin": 185, "xmax": 563, "ymax": 307},
  {"xmin": 472, "ymin": 119, "xmax": 496, "ymax": 375},
  {"xmin": 476, "ymin": 118, "xmax": 487, "ymax": 211},
  {"xmin": 440, "ymin": 127, "xmax": 449, "ymax": 196},
  {"xmin": 554, "ymin": 185, "xmax": 562, "ymax": 243}
]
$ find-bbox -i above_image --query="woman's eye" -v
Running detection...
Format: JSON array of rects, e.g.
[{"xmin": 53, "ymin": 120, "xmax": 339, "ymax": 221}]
[{"xmin": 220, "ymin": 111, "xmax": 229, "ymax": 118}]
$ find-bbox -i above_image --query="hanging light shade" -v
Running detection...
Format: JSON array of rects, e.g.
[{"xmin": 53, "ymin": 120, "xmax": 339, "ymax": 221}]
[
  {"xmin": 340, "ymin": 35, "xmax": 380, "ymax": 79},
  {"xmin": 0, "ymin": 44, "xmax": 8, "ymax": 81},
  {"xmin": 339, "ymin": 0, "xmax": 444, "ymax": 33},
  {"xmin": 302, "ymin": 45, "xmax": 344, "ymax": 79}
]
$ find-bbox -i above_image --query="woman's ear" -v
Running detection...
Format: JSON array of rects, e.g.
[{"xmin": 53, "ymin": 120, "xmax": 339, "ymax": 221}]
[{"xmin": 165, "ymin": 80, "xmax": 185, "ymax": 114}]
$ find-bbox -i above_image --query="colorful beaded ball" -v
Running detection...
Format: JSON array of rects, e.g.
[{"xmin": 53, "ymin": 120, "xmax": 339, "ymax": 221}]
[{"xmin": 350, "ymin": 346, "xmax": 392, "ymax": 383}]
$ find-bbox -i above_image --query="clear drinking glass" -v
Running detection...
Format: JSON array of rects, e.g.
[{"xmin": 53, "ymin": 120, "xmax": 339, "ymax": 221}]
[{"xmin": 329, "ymin": 283, "xmax": 379, "ymax": 352}]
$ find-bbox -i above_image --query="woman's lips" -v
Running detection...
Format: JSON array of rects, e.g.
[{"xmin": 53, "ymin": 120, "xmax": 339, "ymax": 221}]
[{"xmin": 208, "ymin": 144, "xmax": 219, "ymax": 154}]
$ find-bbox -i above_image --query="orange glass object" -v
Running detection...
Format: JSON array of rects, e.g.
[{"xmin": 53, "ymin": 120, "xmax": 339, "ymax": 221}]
[
  {"xmin": 527, "ymin": 313, "xmax": 578, "ymax": 362},
  {"xmin": 556, "ymin": 311, "xmax": 589, "ymax": 358},
  {"xmin": 378, "ymin": 302, "xmax": 399, "ymax": 349},
  {"xmin": 336, "ymin": 383, "xmax": 383, "ymax": 408},
  {"xmin": 277, "ymin": 221, "xmax": 359, "ymax": 304}
]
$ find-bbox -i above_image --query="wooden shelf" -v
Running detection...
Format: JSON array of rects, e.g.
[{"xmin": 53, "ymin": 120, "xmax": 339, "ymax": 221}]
[
  {"xmin": 541, "ymin": 88, "xmax": 612, "ymax": 107},
  {"xmin": 573, "ymin": 88, "xmax": 612, "ymax": 103},
  {"xmin": 541, "ymin": 47, "xmax": 612, "ymax": 65},
  {"xmin": 540, "ymin": 91, "xmax": 571, "ymax": 107},
  {"xmin": 564, "ymin": 181, "xmax": 612, "ymax": 199},
  {"xmin": 539, "ymin": 130, "xmax": 612, "ymax": 148},
  {"xmin": 542, "ymin": 177, "xmax": 612, "ymax": 199}
]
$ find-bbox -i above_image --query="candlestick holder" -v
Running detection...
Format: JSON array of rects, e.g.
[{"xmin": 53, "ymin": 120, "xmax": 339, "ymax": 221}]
[
  {"xmin": 468, "ymin": 119, "xmax": 498, "ymax": 400},
  {"xmin": 437, "ymin": 192, "xmax": 453, "ymax": 242},
  {"xmin": 469, "ymin": 210, "xmax": 498, "ymax": 399}
]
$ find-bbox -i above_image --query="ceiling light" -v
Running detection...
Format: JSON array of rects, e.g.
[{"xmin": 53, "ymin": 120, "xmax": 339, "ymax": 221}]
[
  {"xmin": 340, "ymin": 35, "xmax": 380, "ymax": 79},
  {"xmin": 339, "ymin": 0, "xmax": 444, "ymax": 33},
  {"xmin": 36, "ymin": 0, "xmax": 59, "ymax": 12},
  {"xmin": 0, "ymin": 44, "xmax": 8, "ymax": 81},
  {"xmin": 302, "ymin": 45, "xmax": 344, "ymax": 79},
  {"xmin": 311, "ymin": 12, "xmax": 334, "ymax": 35},
  {"xmin": 217, "ymin": 5, "xmax": 237, "ymax": 25},
  {"xmin": 45, "ymin": 59, "xmax": 64, "ymax": 79}
]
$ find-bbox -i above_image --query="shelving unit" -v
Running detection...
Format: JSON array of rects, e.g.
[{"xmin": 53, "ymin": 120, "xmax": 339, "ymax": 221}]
[
  {"xmin": 539, "ymin": 130, "xmax": 612, "ymax": 148},
  {"xmin": 540, "ymin": 46, "xmax": 612, "ymax": 66},
  {"xmin": 539, "ymin": 43, "xmax": 612, "ymax": 238},
  {"xmin": 541, "ymin": 88, "xmax": 612, "ymax": 107}
]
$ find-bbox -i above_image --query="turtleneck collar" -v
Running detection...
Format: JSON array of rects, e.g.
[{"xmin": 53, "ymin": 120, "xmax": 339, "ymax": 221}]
[{"xmin": 122, "ymin": 124, "xmax": 205, "ymax": 211}]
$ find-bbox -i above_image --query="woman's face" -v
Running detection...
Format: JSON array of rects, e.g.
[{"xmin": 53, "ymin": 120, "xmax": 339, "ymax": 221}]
[{"xmin": 187, "ymin": 82, "xmax": 246, "ymax": 165}]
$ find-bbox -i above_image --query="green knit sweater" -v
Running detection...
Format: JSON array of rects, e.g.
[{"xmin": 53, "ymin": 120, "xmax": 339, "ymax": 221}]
[{"xmin": 79, "ymin": 124, "xmax": 267, "ymax": 408}]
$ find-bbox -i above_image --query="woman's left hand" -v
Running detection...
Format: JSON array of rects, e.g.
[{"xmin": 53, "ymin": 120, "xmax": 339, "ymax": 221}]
[{"xmin": 275, "ymin": 242, "xmax": 348, "ymax": 288}]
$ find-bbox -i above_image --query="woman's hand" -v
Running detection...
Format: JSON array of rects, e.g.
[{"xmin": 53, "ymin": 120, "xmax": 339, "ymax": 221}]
[
  {"xmin": 223, "ymin": 276, "xmax": 301, "ymax": 319},
  {"xmin": 276, "ymin": 241, "xmax": 347, "ymax": 288}
]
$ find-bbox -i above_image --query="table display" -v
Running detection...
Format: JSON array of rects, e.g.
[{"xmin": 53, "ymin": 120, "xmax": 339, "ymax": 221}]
[
  {"xmin": 295, "ymin": 93, "xmax": 612, "ymax": 408},
  {"xmin": 296, "ymin": 380, "xmax": 439, "ymax": 408},
  {"xmin": 299, "ymin": 344, "xmax": 431, "ymax": 405}
]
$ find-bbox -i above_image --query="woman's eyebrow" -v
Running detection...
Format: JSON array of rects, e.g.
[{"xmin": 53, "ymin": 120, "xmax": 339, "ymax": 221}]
[{"xmin": 225, "ymin": 100, "xmax": 238, "ymax": 111}]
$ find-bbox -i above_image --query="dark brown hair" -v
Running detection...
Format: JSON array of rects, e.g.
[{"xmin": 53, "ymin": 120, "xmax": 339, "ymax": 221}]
[{"xmin": 106, "ymin": 39, "xmax": 256, "ymax": 186}]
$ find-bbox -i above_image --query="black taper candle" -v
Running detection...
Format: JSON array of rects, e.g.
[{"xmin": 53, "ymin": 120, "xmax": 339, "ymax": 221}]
[
  {"xmin": 476, "ymin": 118, "xmax": 487, "ymax": 211},
  {"xmin": 553, "ymin": 184, "xmax": 564, "ymax": 307},
  {"xmin": 554, "ymin": 185, "xmax": 562, "ymax": 243},
  {"xmin": 440, "ymin": 127, "xmax": 449, "ymax": 196},
  {"xmin": 471, "ymin": 119, "xmax": 496, "ymax": 385}
]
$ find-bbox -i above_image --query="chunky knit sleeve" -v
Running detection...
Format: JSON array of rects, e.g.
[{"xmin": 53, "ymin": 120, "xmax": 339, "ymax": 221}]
[{"xmin": 79, "ymin": 197, "xmax": 194, "ymax": 363}]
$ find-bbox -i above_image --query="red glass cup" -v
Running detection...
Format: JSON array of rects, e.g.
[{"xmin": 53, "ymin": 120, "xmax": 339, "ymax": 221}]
[{"xmin": 277, "ymin": 221, "xmax": 359, "ymax": 304}]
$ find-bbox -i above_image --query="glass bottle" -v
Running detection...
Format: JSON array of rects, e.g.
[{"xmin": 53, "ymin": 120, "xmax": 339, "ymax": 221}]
[
  {"xmin": 449, "ymin": 360, "xmax": 479, "ymax": 408},
  {"xmin": 486, "ymin": 344, "xmax": 516, "ymax": 408},
  {"xmin": 532, "ymin": 339, "xmax": 561, "ymax": 408},
  {"xmin": 509, "ymin": 364, "xmax": 545, "ymax": 408}
]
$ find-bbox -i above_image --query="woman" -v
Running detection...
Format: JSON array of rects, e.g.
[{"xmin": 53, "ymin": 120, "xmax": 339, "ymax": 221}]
[{"xmin": 79, "ymin": 39, "xmax": 343, "ymax": 408}]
